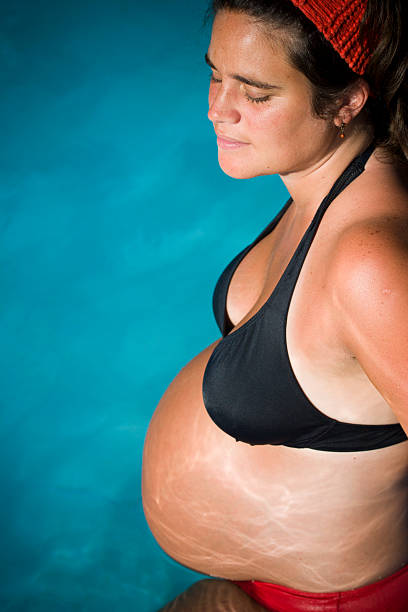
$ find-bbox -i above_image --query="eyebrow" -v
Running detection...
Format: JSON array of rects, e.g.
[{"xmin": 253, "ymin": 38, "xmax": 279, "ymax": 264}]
[{"xmin": 205, "ymin": 53, "xmax": 281, "ymax": 90}]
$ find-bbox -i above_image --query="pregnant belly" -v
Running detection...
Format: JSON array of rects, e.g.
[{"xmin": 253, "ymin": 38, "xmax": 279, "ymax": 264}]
[{"xmin": 142, "ymin": 342, "xmax": 408, "ymax": 592}]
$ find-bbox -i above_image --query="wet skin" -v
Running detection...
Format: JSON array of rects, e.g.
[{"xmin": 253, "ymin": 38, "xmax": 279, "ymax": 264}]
[{"xmin": 142, "ymin": 8, "xmax": 408, "ymax": 602}]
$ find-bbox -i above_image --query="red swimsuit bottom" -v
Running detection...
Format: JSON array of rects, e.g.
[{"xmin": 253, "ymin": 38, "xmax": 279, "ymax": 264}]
[{"xmin": 233, "ymin": 563, "xmax": 408, "ymax": 611}]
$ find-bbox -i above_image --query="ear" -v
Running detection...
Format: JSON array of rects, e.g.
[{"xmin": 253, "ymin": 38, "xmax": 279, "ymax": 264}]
[{"xmin": 334, "ymin": 79, "xmax": 371, "ymax": 128}]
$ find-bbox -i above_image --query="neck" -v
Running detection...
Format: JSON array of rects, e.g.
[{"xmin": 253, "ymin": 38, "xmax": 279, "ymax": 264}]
[{"xmin": 280, "ymin": 128, "xmax": 374, "ymax": 218}]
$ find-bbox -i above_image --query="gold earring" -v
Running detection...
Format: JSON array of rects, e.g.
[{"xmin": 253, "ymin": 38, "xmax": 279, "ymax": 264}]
[{"xmin": 339, "ymin": 122, "xmax": 346, "ymax": 139}]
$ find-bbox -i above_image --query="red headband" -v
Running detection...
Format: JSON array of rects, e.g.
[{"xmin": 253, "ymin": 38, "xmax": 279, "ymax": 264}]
[{"xmin": 290, "ymin": 0, "xmax": 372, "ymax": 75}]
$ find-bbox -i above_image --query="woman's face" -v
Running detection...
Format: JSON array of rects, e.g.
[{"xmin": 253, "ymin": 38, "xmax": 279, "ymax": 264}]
[{"xmin": 207, "ymin": 10, "xmax": 337, "ymax": 179}]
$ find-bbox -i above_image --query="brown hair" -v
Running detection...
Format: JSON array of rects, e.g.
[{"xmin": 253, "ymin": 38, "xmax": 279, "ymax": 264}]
[{"xmin": 205, "ymin": 0, "xmax": 408, "ymax": 163}]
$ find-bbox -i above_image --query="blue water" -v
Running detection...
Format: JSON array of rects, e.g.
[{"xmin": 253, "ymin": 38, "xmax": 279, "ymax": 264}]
[{"xmin": 0, "ymin": 1, "xmax": 287, "ymax": 610}]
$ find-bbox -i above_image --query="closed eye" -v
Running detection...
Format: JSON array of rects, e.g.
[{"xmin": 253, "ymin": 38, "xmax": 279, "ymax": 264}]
[
  {"xmin": 244, "ymin": 92, "xmax": 272, "ymax": 104},
  {"xmin": 209, "ymin": 73, "xmax": 222, "ymax": 83},
  {"xmin": 209, "ymin": 72, "xmax": 272, "ymax": 104}
]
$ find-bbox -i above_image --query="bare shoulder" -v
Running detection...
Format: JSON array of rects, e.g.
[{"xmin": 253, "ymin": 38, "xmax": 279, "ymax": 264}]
[
  {"xmin": 328, "ymin": 153, "xmax": 408, "ymax": 312},
  {"xmin": 332, "ymin": 216, "xmax": 408, "ymax": 301},
  {"xmin": 324, "ymin": 159, "xmax": 408, "ymax": 427}
]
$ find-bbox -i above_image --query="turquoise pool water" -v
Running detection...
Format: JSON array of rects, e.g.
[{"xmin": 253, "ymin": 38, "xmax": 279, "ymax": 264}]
[{"xmin": 0, "ymin": 1, "xmax": 287, "ymax": 610}]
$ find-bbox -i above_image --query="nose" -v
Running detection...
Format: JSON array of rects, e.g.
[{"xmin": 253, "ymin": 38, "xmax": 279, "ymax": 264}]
[{"xmin": 208, "ymin": 85, "xmax": 241, "ymax": 124}]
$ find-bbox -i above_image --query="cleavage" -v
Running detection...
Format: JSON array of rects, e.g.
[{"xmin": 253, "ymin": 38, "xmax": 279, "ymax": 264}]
[{"xmin": 226, "ymin": 207, "xmax": 307, "ymax": 330}]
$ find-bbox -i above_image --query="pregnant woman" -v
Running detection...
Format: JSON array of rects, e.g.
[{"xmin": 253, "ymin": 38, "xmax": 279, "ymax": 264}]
[{"xmin": 142, "ymin": 1, "xmax": 408, "ymax": 610}]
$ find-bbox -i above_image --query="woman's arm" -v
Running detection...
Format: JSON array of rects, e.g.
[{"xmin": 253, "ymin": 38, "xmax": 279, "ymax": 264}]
[{"xmin": 330, "ymin": 216, "xmax": 408, "ymax": 433}]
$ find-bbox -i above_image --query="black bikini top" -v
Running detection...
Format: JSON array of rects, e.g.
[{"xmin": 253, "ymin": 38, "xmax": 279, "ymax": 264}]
[{"xmin": 202, "ymin": 143, "xmax": 407, "ymax": 452}]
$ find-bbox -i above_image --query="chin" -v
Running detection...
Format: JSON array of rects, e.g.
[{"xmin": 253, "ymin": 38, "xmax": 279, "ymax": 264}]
[
  {"xmin": 217, "ymin": 149, "xmax": 277, "ymax": 179},
  {"xmin": 218, "ymin": 157, "xmax": 261, "ymax": 180}
]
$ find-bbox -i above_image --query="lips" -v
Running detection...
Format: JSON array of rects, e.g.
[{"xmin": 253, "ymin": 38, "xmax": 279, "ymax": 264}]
[
  {"xmin": 215, "ymin": 132, "xmax": 249, "ymax": 144},
  {"xmin": 215, "ymin": 131, "xmax": 251, "ymax": 151}
]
